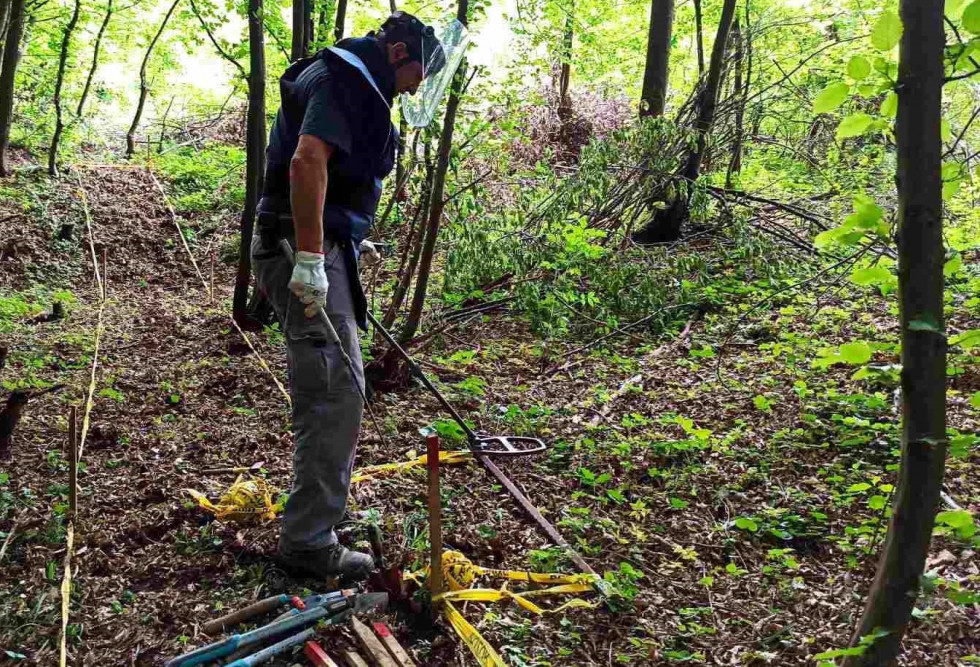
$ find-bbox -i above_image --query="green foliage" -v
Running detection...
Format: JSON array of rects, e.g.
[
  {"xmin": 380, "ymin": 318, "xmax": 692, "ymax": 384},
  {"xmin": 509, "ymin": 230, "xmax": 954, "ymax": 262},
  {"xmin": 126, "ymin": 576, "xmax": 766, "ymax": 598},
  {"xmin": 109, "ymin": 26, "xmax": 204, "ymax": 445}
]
[
  {"xmin": 152, "ymin": 144, "xmax": 246, "ymax": 215},
  {"xmin": 870, "ymin": 11, "xmax": 902, "ymax": 51},
  {"xmin": 813, "ymin": 82, "xmax": 850, "ymax": 114}
]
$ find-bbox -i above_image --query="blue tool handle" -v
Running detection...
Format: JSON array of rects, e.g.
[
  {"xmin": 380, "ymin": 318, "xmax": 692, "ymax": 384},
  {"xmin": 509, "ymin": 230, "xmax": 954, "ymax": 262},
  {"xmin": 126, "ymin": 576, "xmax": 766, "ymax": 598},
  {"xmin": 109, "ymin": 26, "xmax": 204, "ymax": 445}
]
[
  {"xmin": 163, "ymin": 635, "xmax": 240, "ymax": 667},
  {"xmin": 225, "ymin": 627, "xmax": 316, "ymax": 667}
]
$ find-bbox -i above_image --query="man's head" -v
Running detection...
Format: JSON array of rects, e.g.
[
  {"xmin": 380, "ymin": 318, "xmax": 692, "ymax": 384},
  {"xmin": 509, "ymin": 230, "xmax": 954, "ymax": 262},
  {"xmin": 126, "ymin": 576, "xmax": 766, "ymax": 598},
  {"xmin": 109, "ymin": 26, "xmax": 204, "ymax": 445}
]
[{"xmin": 377, "ymin": 12, "xmax": 445, "ymax": 95}]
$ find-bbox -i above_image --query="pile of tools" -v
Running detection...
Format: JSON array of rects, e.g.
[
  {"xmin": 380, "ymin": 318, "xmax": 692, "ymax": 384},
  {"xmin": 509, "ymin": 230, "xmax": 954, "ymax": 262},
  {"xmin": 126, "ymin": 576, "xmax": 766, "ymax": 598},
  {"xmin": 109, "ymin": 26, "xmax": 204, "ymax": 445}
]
[{"xmin": 165, "ymin": 589, "xmax": 416, "ymax": 667}]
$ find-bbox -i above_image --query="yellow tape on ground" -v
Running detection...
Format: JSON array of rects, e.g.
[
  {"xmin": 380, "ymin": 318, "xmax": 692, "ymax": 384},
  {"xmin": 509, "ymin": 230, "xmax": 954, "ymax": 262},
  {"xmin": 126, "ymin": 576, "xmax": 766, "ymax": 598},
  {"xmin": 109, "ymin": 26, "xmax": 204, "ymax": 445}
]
[
  {"xmin": 351, "ymin": 450, "xmax": 472, "ymax": 483},
  {"xmin": 437, "ymin": 587, "xmax": 598, "ymax": 615},
  {"xmin": 411, "ymin": 551, "xmax": 603, "ymax": 667},
  {"xmin": 185, "ymin": 475, "xmax": 282, "ymax": 523},
  {"xmin": 58, "ymin": 523, "xmax": 74, "ymax": 667},
  {"xmin": 443, "ymin": 601, "xmax": 509, "ymax": 667},
  {"xmin": 441, "ymin": 550, "xmax": 600, "ymax": 591}
]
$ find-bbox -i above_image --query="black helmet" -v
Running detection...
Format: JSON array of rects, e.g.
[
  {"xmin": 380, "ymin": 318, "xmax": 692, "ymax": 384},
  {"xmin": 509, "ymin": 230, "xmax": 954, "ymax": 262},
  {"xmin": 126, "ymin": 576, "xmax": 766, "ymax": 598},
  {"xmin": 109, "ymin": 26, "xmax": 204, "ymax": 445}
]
[{"xmin": 379, "ymin": 11, "xmax": 446, "ymax": 78}]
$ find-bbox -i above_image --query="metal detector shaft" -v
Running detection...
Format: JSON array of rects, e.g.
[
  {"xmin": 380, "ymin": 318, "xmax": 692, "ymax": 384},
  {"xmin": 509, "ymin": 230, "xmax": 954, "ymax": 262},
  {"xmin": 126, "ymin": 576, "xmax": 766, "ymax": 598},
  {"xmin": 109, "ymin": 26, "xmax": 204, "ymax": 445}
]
[
  {"xmin": 365, "ymin": 313, "xmax": 594, "ymax": 575},
  {"xmin": 365, "ymin": 311, "xmax": 479, "ymax": 442}
]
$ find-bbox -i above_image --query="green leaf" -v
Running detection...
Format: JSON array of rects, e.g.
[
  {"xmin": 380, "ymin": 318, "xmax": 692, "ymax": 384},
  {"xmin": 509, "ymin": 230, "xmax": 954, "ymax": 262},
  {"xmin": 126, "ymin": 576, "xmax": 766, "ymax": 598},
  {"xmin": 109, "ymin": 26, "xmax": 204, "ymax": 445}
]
[
  {"xmin": 880, "ymin": 91, "xmax": 898, "ymax": 118},
  {"xmin": 948, "ymin": 0, "xmax": 970, "ymax": 19},
  {"xmin": 847, "ymin": 55, "xmax": 872, "ymax": 80},
  {"xmin": 847, "ymin": 482, "xmax": 872, "ymax": 493},
  {"xmin": 734, "ymin": 517, "xmax": 759, "ymax": 532},
  {"xmin": 813, "ymin": 81, "xmax": 850, "ymax": 114},
  {"xmin": 868, "ymin": 495, "xmax": 888, "ymax": 510},
  {"xmin": 936, "ymin": 509, "xmax": 975, "ymax": 530},
  {"xmin": 944, "ymin": 180, "xmax": 963, "ymax": 201},
  {"xmin": 944, "ymin": 253, "xmax": 963, "ymax": 277},
  {"xmin": 837, "ymin": 113, "xmax": 875, "ymax": 140},
  {"xmin": 848, "ymin": 200, "xmax": 884, "ymax": 228},
  {"xmin": 840, "ymin": 341, "xmax": 872, "ymax": 364},
  {"xmin": 909, "ymin": 319, "xmax": 942, "ymax": 333},
  {"xmin": 951, "ymin": 329, "xmax": 980, "ymax": 349},
  {"xmin": 970, "ymin": 392, "xmax": 980, "ymax": 408},
  {"xmin": 850, "ymin": 265, "xmax": 893, "ymax": 287},
  {"xmin": 942, "ymin": 118, "xmax": 953, "ymax": 142},
  {"xmin": 814, "ymin": 647, "xmax": 866, "ymax": 660},
  {"xmin": 950, "ymin": 434, "xmax": 978, "ymax": 458},
  {"xmin": 964, "ymin": 0, "xmax": 980, "ymax": 33},
  {"xmin": 871, "ymin": 11, "xmax": 903, "ymax": 50}
]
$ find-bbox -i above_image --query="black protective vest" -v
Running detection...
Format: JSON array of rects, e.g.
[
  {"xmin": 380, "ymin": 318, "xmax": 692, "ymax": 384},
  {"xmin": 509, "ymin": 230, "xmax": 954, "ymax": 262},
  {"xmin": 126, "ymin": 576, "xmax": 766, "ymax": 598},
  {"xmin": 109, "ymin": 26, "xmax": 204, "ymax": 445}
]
[{"xmin": 263, "ymin": 45, "xmax": 397, "ymax": 245}]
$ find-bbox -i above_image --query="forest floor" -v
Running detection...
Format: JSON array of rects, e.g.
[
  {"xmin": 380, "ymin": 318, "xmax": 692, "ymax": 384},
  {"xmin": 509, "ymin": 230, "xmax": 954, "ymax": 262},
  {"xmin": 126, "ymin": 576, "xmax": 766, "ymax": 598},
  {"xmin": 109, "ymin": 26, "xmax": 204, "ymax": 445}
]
[{"xmin": 0, "ymin": 162, "xmax": 978, "ymax": 667}]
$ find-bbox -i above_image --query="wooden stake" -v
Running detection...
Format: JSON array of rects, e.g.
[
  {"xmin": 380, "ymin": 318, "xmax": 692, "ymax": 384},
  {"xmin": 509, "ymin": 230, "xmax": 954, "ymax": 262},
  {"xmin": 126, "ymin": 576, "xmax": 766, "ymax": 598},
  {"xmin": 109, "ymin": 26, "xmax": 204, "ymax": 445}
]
[
  {"xmin": 68, "ymin": 406, "xmax": 77, "ymax": 519},
  {"xmin": 351, "ymin": 616, "xmax": 398, "ymax": 667},
  {"xmin": 209, "ymin": 248, "xmax": 215, "ymax": 304},
  {"xmin": 426, "ymin": 433, "xmax": 443, "ymax": 615},
  {"xmin": 372, "ymin": 622, "xmax": 417, "ymax": 667},
  {"xmin": 342, "ymin": 652, "xmax": 370, "ymax": 667}
]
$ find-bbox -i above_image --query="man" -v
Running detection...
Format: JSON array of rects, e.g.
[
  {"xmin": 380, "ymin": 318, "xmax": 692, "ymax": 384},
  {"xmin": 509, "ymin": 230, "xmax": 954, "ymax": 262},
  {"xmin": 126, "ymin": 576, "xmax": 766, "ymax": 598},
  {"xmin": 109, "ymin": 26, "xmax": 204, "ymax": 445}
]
[{"xmin": 251, "ymin": 12, "xmax": 444, "ymax": 580}]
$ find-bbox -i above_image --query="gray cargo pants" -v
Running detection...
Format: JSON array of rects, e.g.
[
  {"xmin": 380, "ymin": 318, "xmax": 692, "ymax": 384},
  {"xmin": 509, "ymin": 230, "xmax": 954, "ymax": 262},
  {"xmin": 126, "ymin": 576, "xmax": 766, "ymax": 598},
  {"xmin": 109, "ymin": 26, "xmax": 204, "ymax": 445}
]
[{"xmin": 251, "ymin": 232, "xmax": 364, "ymax": 552}]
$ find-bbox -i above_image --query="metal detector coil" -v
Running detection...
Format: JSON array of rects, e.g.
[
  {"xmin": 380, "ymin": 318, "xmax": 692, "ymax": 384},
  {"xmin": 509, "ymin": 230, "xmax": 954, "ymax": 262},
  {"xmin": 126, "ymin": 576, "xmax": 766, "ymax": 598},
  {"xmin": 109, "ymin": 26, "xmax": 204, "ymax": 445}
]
[
  {"xmin": 472, "ymin": 435, "xmax": 546, "ymax": 457},
  {"xmin": 364, "ymin": 311, "xmax": 547, "ymax": 459}
]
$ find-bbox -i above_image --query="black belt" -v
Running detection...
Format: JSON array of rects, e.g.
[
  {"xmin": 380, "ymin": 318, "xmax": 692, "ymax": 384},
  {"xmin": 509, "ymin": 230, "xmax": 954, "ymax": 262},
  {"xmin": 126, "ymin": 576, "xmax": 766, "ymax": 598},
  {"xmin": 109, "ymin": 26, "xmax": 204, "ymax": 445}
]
[{"xmin": 256, "ymin": 210, "xmax": 348, "ymax": 252}]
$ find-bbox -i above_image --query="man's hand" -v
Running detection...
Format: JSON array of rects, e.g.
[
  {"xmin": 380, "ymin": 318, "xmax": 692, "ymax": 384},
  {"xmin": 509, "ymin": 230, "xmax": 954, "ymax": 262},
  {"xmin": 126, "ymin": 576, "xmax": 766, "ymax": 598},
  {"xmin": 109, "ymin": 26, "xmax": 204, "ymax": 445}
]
[
  {"xmin": 359, "ymin": 240, "xmax": 382, "ymax": 268},
  {"xmin": 289, "ymin": 251, "xmax": 329, "ymax": 317}
]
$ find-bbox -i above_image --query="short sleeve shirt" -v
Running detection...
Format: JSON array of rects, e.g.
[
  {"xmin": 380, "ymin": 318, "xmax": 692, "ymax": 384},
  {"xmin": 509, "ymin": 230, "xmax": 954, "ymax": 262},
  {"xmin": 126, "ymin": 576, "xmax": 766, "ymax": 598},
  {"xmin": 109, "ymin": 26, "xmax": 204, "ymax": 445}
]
[{"xmin": 299, "ymin": 84, "xmax": 353, "ymax": 157}]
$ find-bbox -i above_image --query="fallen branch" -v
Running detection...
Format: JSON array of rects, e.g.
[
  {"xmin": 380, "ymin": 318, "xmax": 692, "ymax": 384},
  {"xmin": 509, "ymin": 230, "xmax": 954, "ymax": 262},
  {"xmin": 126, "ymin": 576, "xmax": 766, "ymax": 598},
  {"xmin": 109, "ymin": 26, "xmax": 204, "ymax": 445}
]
[
  {"xmin": 589, "ymin": 373, "xmax": 643, "ymax": 426},
  {"xmin": 0, "ymin": 517, "xmax": 18, "ymax": 562},
  {"xmin": 554, "ymin": 303, "xmax": 697, "ymax": 366}
]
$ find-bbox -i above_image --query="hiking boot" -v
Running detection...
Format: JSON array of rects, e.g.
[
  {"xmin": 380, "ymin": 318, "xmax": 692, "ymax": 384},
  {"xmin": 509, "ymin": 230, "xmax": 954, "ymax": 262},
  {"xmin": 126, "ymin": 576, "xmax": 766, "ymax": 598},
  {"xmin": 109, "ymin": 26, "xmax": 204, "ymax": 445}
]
[{"xmin": 278, "ymin": 543, "xmax": 375, "ymax": 581}]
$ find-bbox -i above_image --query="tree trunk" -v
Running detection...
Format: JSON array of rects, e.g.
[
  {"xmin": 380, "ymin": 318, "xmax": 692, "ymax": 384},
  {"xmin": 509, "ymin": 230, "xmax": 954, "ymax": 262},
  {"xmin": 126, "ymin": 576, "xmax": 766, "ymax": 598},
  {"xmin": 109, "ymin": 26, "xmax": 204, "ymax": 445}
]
[
  {"xmin": 383, "ymin": 140, "xmax": 432, "ymax": 330},
  {"xmin": 77, "ymin": 0, "xmax": 113, "ymax": 117},
  {"xmin": 693, "ymin": 0, "xmax": 704, "ymax": 76},
  {"xmin": 0, "ymin": 0, "xmax": 26, "ymax": 177},
  {"xmin": 842, "ymin": 3, "xmax": 947, "ymax": 664},
  {"xmin": 333, "ymin": 0, "xmax": 346, "ymax": 44},
  {"xmin": 557, "ymin": 0, "xmax": 574, "ymax": 116},
  {"xmin": 639, "ymin": 0, "xmax": 674, "ymax": 117},
  {"xmin": 233, "ymin": 0, "xmax": 267, "ymax": 325},
  {"xmin": 0, "ymin": 0, "xmax": 12, "ymax": 66},
  {"xmin": 303, "ymin": 0, "xmax": 312, "ymax": 56},
  {"xmin": 398, "ymin": 0, "xmax": 468, "ymax": 344},
  {"xmin": 291, "ymin": 0, "xmax": 305, "ymax": 60},
  {"xmin": 725, "ymin": 17, "xmax": 743, "ymax": 187},
  {"xmin": 634, "ymin": 0, "xmax": 735, "ymax": 244},
  {"xmin": 48, "ymin": 0, "xmax": 82, "ymax": 176},
  {"xmin": 315, "ymin": 0, "xmax": 332, "ymax": 49},
  {"xmin": 126, "ymin": 0, "xmax": 180, "ymax": 158}
]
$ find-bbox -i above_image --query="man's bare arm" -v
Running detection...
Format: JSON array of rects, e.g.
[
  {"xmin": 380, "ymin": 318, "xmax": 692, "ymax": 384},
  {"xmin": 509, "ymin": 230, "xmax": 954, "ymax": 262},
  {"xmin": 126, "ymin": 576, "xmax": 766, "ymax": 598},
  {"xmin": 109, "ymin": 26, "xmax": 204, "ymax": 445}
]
[{"xmin": 290, "ymin": 134, "xmax": 334, "ymax": 254}]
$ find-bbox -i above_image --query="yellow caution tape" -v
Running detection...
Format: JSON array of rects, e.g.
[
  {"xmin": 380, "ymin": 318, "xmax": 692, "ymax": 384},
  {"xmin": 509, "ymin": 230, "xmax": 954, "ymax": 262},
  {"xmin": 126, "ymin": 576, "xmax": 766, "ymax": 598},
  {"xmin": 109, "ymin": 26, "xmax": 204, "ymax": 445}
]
[
  {"xmin": 185, "ymin": 475, "xmax": 282, "ymax": 523},
  {"xmin": 443, "ymin": 600, "xmax": 509, "ymax": 667},
  {"xmin": 437, "ymin": 587, "xmax": 598, "ymax": 615},
  {"xmin": 410, "ymin": 551, "xmax": 603, "ymax": 667},
  {"xmin": 351, "ymin": 450, "xmax": 472, "ymax": 483},
  {"xmin": 440, "ymin": 550, "xmax": 599, "ymax": 590}
]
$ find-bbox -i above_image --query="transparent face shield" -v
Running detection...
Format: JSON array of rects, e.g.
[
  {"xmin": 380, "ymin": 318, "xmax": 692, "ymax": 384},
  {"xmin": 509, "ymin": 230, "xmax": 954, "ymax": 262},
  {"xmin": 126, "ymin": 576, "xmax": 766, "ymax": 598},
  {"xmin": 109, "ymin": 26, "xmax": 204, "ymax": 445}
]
[{"xmin": 400, "ymin": 19, "xmax": 471, "ymax": 128}]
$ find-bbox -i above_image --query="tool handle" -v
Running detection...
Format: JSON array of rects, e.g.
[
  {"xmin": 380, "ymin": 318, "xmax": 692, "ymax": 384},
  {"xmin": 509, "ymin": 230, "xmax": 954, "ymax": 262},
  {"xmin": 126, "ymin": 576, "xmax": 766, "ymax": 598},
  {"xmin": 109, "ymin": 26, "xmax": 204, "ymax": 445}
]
[
  {"xmin": 163, "ymin": 634, "xmax": 239, "ymax": 667},
  {"xmin": 239, "ymin": 604, "xmax": 328, "ymax": 646},
  {"xmin": 278, "ymin": 239, "xmax": 344, "ymax": 348},
  {"xmin": 202, "ymin": 595, "xmax": 288, "ymax": 635},
  {"xmin": 226, "ymin": 627, "xmax": 316, "ymax": 667}
]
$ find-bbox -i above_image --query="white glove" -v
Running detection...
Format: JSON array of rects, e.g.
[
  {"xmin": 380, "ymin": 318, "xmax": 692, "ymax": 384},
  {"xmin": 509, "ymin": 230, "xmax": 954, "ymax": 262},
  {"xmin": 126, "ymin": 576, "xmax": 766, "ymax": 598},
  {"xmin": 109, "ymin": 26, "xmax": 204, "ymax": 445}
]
[
  {"xmin": 359, "ymin": 240, "xmax": 382, "ymax": 268},
  {"xmin": 288, "ymin": 251, "xmax": 328, "ymax": 317}
]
